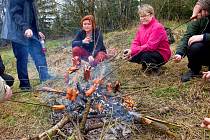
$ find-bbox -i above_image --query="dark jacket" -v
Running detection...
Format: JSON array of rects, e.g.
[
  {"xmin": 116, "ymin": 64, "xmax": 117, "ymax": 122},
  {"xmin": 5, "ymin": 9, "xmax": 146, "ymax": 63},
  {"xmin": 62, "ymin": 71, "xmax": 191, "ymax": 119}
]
[
  {"xmin": 0, "ymin": 55, "xmax": 5, "ymax": 76},
  {"xmin": 176, "ymin": 17, "xmax": 210, "ymax": 57},
  {"xmin": 1, "ymin": 0, "xmax": 39, "ymax": 45},
  {"xmin": 72, "ymin": 28, "xmax": 106, "ymax": 57}
]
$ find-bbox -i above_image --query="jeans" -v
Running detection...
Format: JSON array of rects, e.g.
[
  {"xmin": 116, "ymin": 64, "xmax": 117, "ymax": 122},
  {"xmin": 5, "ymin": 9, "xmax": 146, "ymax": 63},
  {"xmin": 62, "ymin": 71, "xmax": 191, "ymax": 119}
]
[
  {"xmin": 187, "ymin": 42, "xmax": 210, "ymax": 73},
  {"xmin": 12, "ymin": 37, "xmax": 49, "ymax": 88}
]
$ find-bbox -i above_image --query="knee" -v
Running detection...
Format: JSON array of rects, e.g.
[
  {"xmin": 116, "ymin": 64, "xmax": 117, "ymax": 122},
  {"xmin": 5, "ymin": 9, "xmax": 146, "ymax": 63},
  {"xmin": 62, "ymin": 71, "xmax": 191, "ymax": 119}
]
[
  {"xmin": 188, "ymin": 42, "xmax": 203, "ymax": 55},
  {"xmin": 72, "ymin": 46, "xmax": 82, "ymax": 57}
]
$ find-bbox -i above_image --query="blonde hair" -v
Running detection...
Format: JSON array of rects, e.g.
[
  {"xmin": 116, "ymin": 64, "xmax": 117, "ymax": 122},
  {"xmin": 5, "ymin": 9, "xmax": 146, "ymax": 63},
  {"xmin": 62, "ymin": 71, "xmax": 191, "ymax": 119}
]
[{"xmin": 138, "ymin": 4, "xmax": 154, "ymax": 16}]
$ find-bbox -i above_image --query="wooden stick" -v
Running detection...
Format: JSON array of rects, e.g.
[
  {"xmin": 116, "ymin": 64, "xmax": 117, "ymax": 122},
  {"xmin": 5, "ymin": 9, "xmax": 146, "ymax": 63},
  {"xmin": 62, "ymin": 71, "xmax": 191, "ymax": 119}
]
[
  {"xmin": 29, "ymin": 114, "xmax": 72, "ymax": 140},
  {"xmin": 79, "ymin": 98, "xmax": 91, "ymax": 133}
]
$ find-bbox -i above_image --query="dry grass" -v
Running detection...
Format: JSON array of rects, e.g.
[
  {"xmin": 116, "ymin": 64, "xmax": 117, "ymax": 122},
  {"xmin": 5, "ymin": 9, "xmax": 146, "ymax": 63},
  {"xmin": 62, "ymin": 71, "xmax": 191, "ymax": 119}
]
[{"xmin": 1, "ymin": 24, "xmax": 210, "ymax": 139}]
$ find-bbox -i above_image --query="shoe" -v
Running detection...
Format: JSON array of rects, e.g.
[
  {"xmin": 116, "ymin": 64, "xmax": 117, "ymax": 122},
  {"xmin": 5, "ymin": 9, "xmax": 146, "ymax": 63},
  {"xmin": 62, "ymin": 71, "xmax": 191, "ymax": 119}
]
[
  {"xmin": 181, "ymin": 70, "xmax": 199, "ymax": 82},
  {"xmin": 20, "ymin": 86, "xmax": 32, "ymax": 91}
]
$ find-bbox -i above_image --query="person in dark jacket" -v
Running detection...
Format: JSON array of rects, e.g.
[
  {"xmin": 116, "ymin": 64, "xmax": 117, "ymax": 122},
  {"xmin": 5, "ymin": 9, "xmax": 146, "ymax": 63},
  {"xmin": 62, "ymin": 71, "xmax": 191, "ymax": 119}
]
[
  {"xmin": 0, "ymin": 55, "xmax": 14, "ymax": 87},
  {"xmin": 72, "ymin": 15, "xmax": 107, "ymax": 65},
  {"xmin": 1, "ymin": 0, "xmax": 50, "ymax": 90},
  {"xmin": 173, "ymin": 16, "xmax": 210, "ymax": 82}
]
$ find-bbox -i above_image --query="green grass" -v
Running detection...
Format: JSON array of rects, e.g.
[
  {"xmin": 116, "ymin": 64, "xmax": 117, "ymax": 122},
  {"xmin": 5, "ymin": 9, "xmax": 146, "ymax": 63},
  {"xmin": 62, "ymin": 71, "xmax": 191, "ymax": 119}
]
[{"xmin": 152, "ymin": 86, "xmax": 180, "ymax": 99}]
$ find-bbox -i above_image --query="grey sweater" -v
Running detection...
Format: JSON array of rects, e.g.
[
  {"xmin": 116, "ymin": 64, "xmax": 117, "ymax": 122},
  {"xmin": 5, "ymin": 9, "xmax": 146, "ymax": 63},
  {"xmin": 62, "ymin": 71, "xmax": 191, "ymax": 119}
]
[
  {"xmin": 197, "ymin": 0, "xmax": 210, "ymax": 11},
  {"xmin": 0, "ymin": 77, "xmax": 6, "ymax": 102}
]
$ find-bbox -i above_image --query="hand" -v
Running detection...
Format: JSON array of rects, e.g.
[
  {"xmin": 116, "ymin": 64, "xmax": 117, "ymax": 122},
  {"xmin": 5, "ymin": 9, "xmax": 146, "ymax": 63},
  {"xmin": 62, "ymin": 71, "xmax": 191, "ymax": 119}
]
[
  {"xmin": 191, "ymin": 4, "xmax": 209, "ymax": 20},
  {"xmin": 24, "ymin": 29, "xmax": 33, "ymax": 38},
  {"xmin": 88, "ymin": 56, "xmax": 94, "ymax": 63},
  {"xmin": 188, "ymin": 35, "xmax": 203, "ymax": 46},
  {"xmin": 201, "ymin": 118, "xmax": 210, "ymax": 129},
  {"xmin": 3, "ymin": 85, "xmax": 12, "ymax": 101},
  {"xmin": 123, "ymin": 49, "xmax": 131, "ymax": 60},
  {"xmin": 202, "ymin": 71, "xmax": 210, "ymax": 81},
  {"xmin": 82, "ymin": 36, "xmax": 92, "ymax": 44},
  {"xmin": 39, "ymin": 32, "xmax": 45, "ymax": 40},
  {"xmin": 173, "ymin": 54, "xmax": 182, "ymax": 63}
]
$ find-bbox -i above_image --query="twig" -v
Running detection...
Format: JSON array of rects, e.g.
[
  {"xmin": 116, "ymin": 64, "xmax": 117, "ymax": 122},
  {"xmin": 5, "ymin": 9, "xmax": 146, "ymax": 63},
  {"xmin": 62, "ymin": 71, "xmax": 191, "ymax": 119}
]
[
  {"xmin": 28, "ymin": 114, "xmax": 72, "ymax": 140},
  {"xmin": 79, "ymin": 98, "xmax": 91, "ymax": 134}
]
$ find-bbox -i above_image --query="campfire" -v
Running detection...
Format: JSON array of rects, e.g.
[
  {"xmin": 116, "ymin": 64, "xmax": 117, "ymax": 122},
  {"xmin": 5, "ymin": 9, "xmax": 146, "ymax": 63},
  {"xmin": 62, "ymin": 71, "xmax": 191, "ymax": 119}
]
[{"xmin": 24, "ymin": 54, "xmax": 176, "ymax": 140}]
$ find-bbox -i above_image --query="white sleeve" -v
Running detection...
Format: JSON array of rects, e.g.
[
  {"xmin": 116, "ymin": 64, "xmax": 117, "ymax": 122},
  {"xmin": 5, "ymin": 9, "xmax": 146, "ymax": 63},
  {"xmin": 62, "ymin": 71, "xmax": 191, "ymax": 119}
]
[{"xmin": 0, "ymin": 76, "xmax": 6, "ymax": 101}]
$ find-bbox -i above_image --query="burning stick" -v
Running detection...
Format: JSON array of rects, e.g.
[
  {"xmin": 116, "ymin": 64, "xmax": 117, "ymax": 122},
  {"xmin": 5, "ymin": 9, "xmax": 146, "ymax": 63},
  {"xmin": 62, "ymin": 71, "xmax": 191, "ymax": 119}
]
[
  {"xmin": 66, "ymin": 66, "xmax": 79, "ymax": 74},
  {"xmin": 84, "ymin": 65, "xmax": 91, "ymax": 81},
  {"xmin": 85, "ymin": 85, "xmax": 96, "ymax": 96},
  {"xmin": 66, "ymin": 87, "xmax": 79, "ymax": 101},
  {"xmin": 8, "ymin": 100, "xmax": 66, "ymax": 110},
  {"xmin": 39, "ymin": 86, "xmax": 64, "ymax": 93}
]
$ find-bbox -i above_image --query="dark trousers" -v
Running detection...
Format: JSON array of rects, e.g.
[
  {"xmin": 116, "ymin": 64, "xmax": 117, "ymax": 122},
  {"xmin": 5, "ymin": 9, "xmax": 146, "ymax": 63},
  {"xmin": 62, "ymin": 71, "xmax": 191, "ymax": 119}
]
[
  {"xmin": 1, "ymin": 73, "xmax": 14, "ymax": 87},
  {"xmin": 12, "ymin": 37, "xmax": 49, "ymax": 88},
  {"xmin": 130, "ymin": 51, "xmax": 164, "ymax": 69},
  {"xmin": 187, "ymin": 42, "xmax": 210, "ymax": 73}
]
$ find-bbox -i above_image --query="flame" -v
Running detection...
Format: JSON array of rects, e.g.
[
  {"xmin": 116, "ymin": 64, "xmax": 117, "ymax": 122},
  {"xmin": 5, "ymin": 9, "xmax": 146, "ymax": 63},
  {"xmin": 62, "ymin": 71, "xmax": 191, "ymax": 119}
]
[
  {"xmin": 66, "ymin": 66, "xmax": 79, "ymax": 74},
  {"xmin": 66, "ymin": 87, "xmax": 79, "ymax": 101},
  {"xmin": 123, "ymin": 96, "xmax": 136, "ymax": 110},
  {"xmin": 95, "ymin": 103, "xmax": 104, "ymax": 112},
  {"xmin": 72, "ymin": 56, "xmax": 81, "ymax": 67},
  {"xmin": 84, "ymin": 65, "xmax": 91, "ymax": 81},
  {"xmin": 85, "ymin": 85, "xmax": 97, "ymax": 96}
]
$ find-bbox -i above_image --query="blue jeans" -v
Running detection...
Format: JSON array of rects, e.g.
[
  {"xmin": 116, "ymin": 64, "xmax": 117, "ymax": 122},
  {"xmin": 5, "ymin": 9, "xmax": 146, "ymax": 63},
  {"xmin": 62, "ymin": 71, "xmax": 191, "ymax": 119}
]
[{"xmin": 12, "ymin": 37, "xmax": 49, "ymax": 88}]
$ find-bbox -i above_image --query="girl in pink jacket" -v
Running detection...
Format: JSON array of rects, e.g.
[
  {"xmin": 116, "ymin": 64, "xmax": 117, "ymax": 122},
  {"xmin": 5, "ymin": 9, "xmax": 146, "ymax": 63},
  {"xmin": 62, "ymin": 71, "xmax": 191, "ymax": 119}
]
[{"xmin": 123, "ymin": 4, "xmax": 171, "ymax": 73}]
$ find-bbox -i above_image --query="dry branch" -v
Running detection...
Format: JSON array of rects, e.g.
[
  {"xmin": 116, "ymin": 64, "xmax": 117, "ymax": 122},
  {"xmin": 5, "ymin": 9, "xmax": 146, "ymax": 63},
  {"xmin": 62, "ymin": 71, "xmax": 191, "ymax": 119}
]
[
  {"xmin": 80, "ymin": 98, "xmax": 91, "ymax": 133},
  {"xmin": 28, "ymin": 114, "xmax": 72, "ymax": 140}
]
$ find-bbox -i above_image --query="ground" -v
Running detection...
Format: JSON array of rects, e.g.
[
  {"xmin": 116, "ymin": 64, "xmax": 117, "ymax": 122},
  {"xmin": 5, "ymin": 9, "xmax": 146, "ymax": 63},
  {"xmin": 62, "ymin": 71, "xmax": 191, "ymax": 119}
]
[{"xmin": 1, "ymin": 21, "xmax": 210, "ymax": 139}]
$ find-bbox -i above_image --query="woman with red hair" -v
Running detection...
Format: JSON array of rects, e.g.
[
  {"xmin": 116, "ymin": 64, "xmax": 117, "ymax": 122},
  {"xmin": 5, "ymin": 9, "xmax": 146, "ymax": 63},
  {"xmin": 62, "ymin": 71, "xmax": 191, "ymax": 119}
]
[{"xmin": 72, "ymin": 15, "xmax": 107, "ymax": 65}]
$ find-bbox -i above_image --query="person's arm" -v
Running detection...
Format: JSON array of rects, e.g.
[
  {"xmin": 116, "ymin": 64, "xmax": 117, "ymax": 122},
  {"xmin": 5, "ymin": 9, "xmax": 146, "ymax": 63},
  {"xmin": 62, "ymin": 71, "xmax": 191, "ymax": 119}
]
[
  {"xmin": 0, "ymin": 77, "xmax": 12, "ymax": 102},
  {"xmin": 176, "ymin": 20, "xmax": 201, "ymax": 57},
  {"xmin": 10, "ymin": 0, "xmax": 30, "ymax": 32},
  {"xmin": 130, "ymin": 26, "xmax": 142, "ymax": 56},
  {"xmin": 0, "ymin": 55, "xmax": 5, "ymax": 75},
  {"xmin": 72, "ymin": 30, "xmax": 84, "ymax": 48},
  {"xmin": 93, "ymin": 30, "xmax": 106, "ymax": 56}
]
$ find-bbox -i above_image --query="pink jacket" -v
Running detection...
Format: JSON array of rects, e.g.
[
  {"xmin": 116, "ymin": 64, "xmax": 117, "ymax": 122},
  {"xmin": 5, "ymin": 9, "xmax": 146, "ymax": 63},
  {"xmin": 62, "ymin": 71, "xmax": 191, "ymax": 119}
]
[{"xmin": 130, "ymin": 17, "xmax": 171, "ymax": 62}]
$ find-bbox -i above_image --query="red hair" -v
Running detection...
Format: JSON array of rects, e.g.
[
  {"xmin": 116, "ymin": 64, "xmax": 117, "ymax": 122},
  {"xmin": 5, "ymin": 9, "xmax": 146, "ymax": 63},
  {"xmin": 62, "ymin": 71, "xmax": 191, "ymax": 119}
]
[{"xmin": 80, "ymin": 15, "xmax": 96, "ymax": 30}]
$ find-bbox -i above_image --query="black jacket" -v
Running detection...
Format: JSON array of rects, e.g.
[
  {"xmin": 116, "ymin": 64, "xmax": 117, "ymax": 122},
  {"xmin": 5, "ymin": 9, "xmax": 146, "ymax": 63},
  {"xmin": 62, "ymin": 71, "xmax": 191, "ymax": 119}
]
[{"xmin": 0, "ymin": 55, "xmax": 5, "ymax": 75}]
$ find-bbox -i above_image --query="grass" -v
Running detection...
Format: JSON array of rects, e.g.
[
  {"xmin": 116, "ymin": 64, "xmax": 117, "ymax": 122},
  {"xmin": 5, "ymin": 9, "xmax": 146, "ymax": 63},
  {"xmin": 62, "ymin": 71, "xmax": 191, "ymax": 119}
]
[{"xmin": 0, "ymin": 20, "xmax": 210, "ymax": 139}]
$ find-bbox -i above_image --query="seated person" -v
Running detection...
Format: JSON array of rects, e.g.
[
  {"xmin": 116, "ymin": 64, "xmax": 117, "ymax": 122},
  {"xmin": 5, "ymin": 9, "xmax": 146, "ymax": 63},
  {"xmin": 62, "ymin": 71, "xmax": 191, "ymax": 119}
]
[
  {"xmin": 0, "ymin": 55, "xmax": 14, "ymax": 87},
  {"xmin": 173, "ymin": 15, "xmax": 210, "ymax": 82},
  {"xmin": 72, "ymin": 15, "xmax": 107, "ymax": 65},
  {"xmin": 0, "ymin": 76, "xmax": 12, "ymax": 102},
  {"xmin": 123, "ymin": 4, "xmax": 171, "ymax": 73}
]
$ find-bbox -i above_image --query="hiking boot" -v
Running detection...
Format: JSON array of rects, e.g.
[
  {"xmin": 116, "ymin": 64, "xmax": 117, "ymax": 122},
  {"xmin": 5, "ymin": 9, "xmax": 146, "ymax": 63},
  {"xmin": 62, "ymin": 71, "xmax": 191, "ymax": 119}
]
[{"xmin": 181, "ymin": 70, "xmax": 199, "ymax": 82}]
